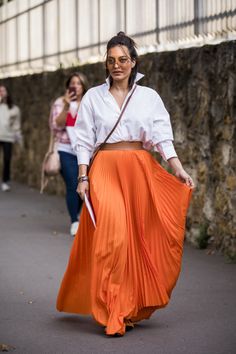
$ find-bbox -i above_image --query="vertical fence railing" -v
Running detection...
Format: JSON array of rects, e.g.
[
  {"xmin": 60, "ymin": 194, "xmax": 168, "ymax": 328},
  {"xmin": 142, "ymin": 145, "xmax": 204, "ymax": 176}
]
[
  {"xmin": 0, "ymin": 0, "xmax": 235, "ymax": 77},
  {"xmin": 194, "ymin": 0, "xmax": 200, "ymax": 36},
  {"xmin": 155, "ymin": 0, "xmax": 236, "ymax": 48},
  {"xmin": 155, "ymin": 0, "xmax": 159, "ymax": 43}
]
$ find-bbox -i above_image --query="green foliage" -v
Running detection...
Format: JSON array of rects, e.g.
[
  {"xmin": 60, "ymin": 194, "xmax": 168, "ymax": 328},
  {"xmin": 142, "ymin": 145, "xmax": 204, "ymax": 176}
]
[{"xmin": 224, "ymin": 249, "xmax": 236, "ymax": 264}]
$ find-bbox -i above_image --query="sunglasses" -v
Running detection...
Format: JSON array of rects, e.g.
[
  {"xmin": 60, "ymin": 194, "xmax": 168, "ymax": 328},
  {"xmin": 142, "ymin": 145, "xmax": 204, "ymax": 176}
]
[{"xmin": 107, "ymin": 56, "xmax": 132, "ymax": 66}]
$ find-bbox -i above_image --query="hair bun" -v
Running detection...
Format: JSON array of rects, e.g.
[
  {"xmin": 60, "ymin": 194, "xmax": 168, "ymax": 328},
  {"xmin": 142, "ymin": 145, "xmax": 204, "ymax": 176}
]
[
  {"xmin": 117, "ymin": 31, "xmax": 126, "ymax": 37},
  {"xmin": 116, "ymin": 31, "xmax": 135, "ymax": 47}
]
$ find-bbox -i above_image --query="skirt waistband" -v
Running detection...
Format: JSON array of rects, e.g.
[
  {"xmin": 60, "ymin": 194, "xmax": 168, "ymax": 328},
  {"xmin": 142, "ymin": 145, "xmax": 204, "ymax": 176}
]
[{"xmin": 100, "ymin": 142, "xmax": 143, "ymax": 151}]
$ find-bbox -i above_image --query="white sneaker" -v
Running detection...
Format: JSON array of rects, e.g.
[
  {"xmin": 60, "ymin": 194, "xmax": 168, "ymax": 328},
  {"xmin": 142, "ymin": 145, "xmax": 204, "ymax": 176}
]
[
  {"xmin": 1, "ymin": 182, "xmax": 11, "ymax": 192},
  {"xmin": 70, "ymin": 221, "xmax": 79, "ymax": 236}
]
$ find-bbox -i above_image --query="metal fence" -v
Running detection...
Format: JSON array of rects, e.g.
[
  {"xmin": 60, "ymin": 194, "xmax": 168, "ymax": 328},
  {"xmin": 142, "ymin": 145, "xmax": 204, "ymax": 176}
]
[{"xmin": 0, "ymin": 0, "xmax": 235, "ymax": 78}]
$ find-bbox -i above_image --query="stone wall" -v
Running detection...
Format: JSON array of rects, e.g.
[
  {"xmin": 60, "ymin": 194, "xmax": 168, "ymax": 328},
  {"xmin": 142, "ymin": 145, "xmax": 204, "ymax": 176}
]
[{"xmin": 1, "ymin": 41, "xmax": 235, "ymax": 258}]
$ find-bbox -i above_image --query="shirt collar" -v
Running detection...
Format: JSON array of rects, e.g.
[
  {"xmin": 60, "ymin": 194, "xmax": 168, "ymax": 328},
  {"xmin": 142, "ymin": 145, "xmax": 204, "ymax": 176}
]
[{"xmin": 105, "ymin": 72, "xmax": 144, "ymax": 89}]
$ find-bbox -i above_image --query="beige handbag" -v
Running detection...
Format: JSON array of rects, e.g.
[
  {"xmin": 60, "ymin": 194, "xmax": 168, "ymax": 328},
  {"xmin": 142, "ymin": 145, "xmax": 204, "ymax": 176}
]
[{"xmin": 40, "ymin": 130, "xmax": 61, "ymax": 193}]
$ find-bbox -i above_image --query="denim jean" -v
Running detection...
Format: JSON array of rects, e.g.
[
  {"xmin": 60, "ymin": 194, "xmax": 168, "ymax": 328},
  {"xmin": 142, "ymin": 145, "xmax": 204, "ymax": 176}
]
[
  {"xmin": 59, "ymin": 151, "xmax": 83, "ymax": 223},
  {"xmin": 0, "ymin": 141, "xmax": 12, "ymax": 182}
]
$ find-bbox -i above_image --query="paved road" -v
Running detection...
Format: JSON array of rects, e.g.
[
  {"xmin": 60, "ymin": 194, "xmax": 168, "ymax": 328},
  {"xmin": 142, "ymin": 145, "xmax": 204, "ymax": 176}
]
[{"xmin": 0, "ymin": 183, "xmax": 235, "ymax": 354}]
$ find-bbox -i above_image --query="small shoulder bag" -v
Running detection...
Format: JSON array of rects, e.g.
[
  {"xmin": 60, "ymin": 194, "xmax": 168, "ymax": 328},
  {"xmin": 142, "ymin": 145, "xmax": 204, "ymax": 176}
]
[
  {"xmin": 40, "ymin": 105, "xmax": 61, "ymax": 193},
  {"xmin": 40, "ymin": 130, "xmax": 61, "ymax": 193}
]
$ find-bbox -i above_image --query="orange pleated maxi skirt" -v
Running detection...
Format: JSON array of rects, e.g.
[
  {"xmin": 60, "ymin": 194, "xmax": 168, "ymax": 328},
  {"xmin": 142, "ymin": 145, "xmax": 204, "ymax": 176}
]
[{"xmin": 56, "ymin": 150, "xmax": 192, "ymax": 335}]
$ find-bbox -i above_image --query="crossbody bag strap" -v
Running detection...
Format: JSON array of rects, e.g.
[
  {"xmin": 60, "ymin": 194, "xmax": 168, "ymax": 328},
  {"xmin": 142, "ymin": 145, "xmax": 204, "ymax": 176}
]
[
  {"xmin": 102, "ymin": 84, "xmax": 137, "ymax": 145},
  {"xmin": 89, "ymin": 85, "xmax": 137, "ymax": 169}
]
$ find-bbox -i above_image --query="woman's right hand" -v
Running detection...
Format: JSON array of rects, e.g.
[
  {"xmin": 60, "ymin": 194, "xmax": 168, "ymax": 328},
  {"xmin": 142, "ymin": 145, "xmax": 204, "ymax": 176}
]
[
  {"xmin": 77, "ymin": 181, "xmax": 89, "ymax": 200},
  {"xmin": 63, "ymin": 89, "xmax": 77, "ymax": 106}
]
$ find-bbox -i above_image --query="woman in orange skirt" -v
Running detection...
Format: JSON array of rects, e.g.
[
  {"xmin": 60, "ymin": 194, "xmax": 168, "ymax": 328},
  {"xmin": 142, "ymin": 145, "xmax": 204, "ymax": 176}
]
[{"xmin": 56, "ymin": 32, "xmax": 194, "ymax": 336}]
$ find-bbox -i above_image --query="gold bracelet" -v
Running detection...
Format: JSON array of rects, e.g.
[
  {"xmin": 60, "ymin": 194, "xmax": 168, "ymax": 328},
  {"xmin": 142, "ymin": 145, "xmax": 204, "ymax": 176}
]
[{"xmin": 78, "ymin": 174, "xmax": 87, "ymax": 179}]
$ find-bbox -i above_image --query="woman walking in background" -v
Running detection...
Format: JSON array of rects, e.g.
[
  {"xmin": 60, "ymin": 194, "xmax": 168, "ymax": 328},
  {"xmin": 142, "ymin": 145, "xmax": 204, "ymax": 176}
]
[
  {"xmin": 57, "ymin": 33, "xmax": 194, "ymax": 336},
  {"xmin": 50, "ymin": 72, "xmax": 88, "ymax": 236},
  {"xmin": 0, "ymin": 85, "xmax": 22, "ymax": 192}
]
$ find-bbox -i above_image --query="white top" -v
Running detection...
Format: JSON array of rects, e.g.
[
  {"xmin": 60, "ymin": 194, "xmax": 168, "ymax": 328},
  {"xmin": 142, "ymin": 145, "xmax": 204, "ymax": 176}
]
[
  {"xmin": 58, "ymin": 101, "xmax": 79, "ymax": 156},
  {"xmin": 0, "ymin": 103, "xmax": 22, "ymax": 143},
  {"xmin": 73, "ymin": 73, "xmax": 177, "ymax": 165},
  {"xmin": 50, "ymin": 97, "xmax": 78, "ymax": 155}
]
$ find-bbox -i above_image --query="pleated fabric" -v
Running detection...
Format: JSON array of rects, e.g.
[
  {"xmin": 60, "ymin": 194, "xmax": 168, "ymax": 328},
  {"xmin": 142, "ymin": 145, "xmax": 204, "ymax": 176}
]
[{"xmin": 56, "ymin": 150, "xmax": 192, "ymax": 335}]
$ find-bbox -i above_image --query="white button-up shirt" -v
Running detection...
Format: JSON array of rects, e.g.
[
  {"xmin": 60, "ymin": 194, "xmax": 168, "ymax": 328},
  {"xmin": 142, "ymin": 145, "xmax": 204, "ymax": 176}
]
[{"xmin": 74, "ymin": 73, "xmax": 177, "ymax": 165}]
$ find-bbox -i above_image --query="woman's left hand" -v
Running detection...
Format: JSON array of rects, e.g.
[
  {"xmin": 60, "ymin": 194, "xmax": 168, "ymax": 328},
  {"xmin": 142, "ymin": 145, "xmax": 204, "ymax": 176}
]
[{"xmin": 175, "ymin": 168, "xmax": 195, "ymax": 188}]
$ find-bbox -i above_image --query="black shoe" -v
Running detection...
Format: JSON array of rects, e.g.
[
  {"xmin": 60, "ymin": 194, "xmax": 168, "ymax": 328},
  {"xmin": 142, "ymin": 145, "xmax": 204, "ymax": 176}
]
[{"xmin": 125, "ymin": 319, "xmax": 134, "ymax": 331}]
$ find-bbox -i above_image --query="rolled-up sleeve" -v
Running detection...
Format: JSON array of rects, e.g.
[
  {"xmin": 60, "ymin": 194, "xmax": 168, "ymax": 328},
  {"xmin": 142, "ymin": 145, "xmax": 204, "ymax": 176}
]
[
  {"xmin": 156, "ymin": 140, "xmax": 177, "ymax": 161},
  {"xmin": 73, "ymin": 92, "xmax": 96, "ymax": 165}
]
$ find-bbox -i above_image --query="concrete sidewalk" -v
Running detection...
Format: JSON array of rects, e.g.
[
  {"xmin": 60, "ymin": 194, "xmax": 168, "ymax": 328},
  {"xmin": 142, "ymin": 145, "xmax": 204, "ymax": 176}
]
[{"xmin": 0, "ymin": 182, "xmax": 235, "ymax": 354}]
